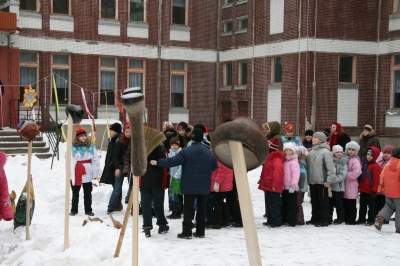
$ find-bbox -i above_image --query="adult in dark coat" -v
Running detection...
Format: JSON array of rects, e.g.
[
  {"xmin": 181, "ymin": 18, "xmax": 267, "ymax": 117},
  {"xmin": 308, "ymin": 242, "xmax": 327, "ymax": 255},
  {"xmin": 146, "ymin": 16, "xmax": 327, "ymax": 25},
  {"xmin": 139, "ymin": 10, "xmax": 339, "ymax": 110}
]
[
  {"xmin": 140, "ymin": 144, "xmax": 168, "ymax": 237},
  {"xmin": 151, "ymin": 128, "xmax": 218, "ymax": 239},
  {"xmin": 329, "ymin": 122, "xmax": 351, "ymax": 151},
  {"xmin": 100, "ymin": 123, "xmax": 122, "ymax": 185},
  {"xmin": 358, "ymin": 124, "xmax": 381, "ymax": 162}
]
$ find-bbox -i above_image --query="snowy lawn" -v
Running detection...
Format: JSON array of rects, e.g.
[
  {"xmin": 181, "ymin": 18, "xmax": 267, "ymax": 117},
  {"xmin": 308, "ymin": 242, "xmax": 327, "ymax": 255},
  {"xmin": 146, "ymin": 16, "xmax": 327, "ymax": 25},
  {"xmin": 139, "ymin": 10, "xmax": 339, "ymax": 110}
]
[{"xmin": 1, "ymin": 142, "xmax": 399, "ymax": 266}]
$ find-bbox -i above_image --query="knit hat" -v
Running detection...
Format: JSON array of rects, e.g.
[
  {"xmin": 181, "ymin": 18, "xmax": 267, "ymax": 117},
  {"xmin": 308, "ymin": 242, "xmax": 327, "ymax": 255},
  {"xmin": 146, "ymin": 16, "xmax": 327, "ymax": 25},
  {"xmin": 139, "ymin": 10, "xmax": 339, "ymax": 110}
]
[
  {"xmin": 170, "ymin": 136, "xmax": 180, "ymax": 146},
  {"xmin": 332, "ymin": 145, "xmax": 343, "ymax": 154},
  {"xmin": 322, "ymin": 128, "xmax": 331, "ymax": 137},
  {"xmin": 383, "ymin": 145, "xmax": 394, "ymax": 154},
  {"xmin": 363, "ymin": 125, "xmax": 373, "ymax": 131},
  {"xmin": 268, "ymin": 138, "xmax": 279, "ymax": 153},
  {"xmin": 285, "ymin": 124, "xmax": 295, "ymax": 132},
  {"xmin": 295, "ymin": 146, "xmax": 309, "ymax": 156},
  {"xmin": 204, "ymin": 126, "xmax": 209, "ymax": 133},
  {"xmin": 110, "ymin": 122, "xmax": 122, "ymax": 133},
  {"xmin": 123, "ymin": 122, "xmax": 131, "ymax": 131},
  {"xmin": 193, "ymin": 124, "xmax": 206, "ymax": 133},
  {"xmin": 313, "ymin": 132, "xmax": 327, "ymax": 143},
  {"xmin": 263, "ymin": 121, "xmax": 281, "ymax": 137},
  {"xmin": 392, "ymin": 147, "xmax": 400, "ymax": 159},
  {"xmin": 367, "ymin": 148, "xmax": 374, "ymax": 156},
  {"xmin": 191, "ymin": 128, "xmax": 204, "ymax": 142},
  {"xmin": 177, "ymin": 121, "xmax": 191, "ymax": 132},
  {"xmin": 76, "ymin": 128, "xmax": 87, "ymax": 137},
  {"xmin": 283, "ymin": 142, "xmax": 296, "ymax": 154},
  {"xmin": 345, "ymin": 141, "xmax": 360, "ymax": 154},
  {"xmin": 305, "ymin": 129, "xmax": 314, "ymax": 136}
]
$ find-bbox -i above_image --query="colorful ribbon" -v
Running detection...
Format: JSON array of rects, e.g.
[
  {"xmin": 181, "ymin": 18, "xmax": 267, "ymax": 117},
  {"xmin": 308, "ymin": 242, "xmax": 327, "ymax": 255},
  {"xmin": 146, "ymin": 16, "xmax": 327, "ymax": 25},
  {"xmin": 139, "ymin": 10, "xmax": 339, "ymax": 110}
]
[{"xmin": 52, "ymin": 74, "xmax": 67, "ymax": 142}]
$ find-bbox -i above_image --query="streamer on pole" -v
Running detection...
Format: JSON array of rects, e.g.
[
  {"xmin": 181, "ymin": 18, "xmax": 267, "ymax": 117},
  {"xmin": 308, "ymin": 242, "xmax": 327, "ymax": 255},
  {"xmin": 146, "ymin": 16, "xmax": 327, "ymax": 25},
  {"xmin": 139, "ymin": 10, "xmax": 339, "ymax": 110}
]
[{"xmin": 52, "ymin": 74, "xmax": 67, "ymax": 142}]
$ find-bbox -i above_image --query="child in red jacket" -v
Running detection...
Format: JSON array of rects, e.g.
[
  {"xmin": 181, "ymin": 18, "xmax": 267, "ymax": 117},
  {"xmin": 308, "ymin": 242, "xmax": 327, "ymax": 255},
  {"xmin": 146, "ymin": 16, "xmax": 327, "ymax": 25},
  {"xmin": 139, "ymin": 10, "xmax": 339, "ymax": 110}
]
[
  {"xmin": 0, "ymin": 152, "xmax": 13, "ymax": 221},
  {"xmin": 357, "ymin": 146, "xmax": 381, "ymax": 226},
  {"xmin": 258, "ymin": 138, "xmax": 284, "ymax": 228}
]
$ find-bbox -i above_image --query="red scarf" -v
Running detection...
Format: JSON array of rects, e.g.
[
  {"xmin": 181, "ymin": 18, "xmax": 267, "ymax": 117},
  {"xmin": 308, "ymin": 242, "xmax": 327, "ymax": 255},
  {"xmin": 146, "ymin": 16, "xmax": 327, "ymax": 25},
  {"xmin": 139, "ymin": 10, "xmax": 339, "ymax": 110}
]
[{"xmin": 75, "ymin": 160, "xmax": 91, "ymax": 186}]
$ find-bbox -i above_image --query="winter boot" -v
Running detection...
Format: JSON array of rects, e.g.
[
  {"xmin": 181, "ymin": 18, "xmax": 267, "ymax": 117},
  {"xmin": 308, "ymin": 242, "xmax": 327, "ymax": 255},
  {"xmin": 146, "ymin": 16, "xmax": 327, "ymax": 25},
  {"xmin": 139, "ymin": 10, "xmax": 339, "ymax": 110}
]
[
  {"xmin": 143, "ymin": 227, "xmax": 151, "ymax": 237},
  {"xmin": 375, "ymin": 216, "xmax": 385, "ymax": 231},
  {"xmin": 174, "ymin": 203, "xmax": 182, "ymax": 218},
  {"xmin": 396, "ymin": 228, "xmax": 400, "ymax": 234},
  {"xmin": 177, "ymin": 232, "xmax": 192, "ymax": 239},
  {"xmin": 158, "ymin": 224, "xmax": 170, "ymax": 234},
  {"xmin": 115, "ymin": 198, "xmax": 123, "ymax": 212}
]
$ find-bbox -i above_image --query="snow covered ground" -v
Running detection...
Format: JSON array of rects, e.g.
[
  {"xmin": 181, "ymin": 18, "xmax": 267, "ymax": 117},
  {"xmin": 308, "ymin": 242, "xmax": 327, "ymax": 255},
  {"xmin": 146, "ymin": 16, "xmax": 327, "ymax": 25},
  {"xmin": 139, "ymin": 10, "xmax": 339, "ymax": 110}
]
[{"xmin": 1, "ymin": 140, "xmax": 400, "ymax": 266}]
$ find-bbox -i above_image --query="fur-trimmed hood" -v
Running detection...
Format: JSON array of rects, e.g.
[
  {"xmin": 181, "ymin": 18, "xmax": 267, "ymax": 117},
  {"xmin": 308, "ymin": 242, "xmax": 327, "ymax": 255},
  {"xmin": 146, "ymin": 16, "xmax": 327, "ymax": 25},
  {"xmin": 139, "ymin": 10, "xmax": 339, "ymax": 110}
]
[
  {"xmin": 359, "ymin": 129, "xmax": 376, "ymax": 140},
  {"xmin": 0, "ymin": 152, "xmax": 7, "ymax": 171}
]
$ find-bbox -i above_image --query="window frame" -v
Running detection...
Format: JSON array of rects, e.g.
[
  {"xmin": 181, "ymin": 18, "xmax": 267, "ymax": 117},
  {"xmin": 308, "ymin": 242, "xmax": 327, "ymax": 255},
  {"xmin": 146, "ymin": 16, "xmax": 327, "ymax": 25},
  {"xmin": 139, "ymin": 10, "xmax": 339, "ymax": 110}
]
[
  {"xmin": 238, "ymin": 101, "xmax": 249, "ymax": 117},
  {"xmin": 51, "ymin": 0, "xmax": 71, "ymax": 16},
  {"xmin": 129, "ymin": 0, "xmax": 146, "ymax": 22},
  {"xmin": 391, "ymin": 54, "xmax": 400, "ymax": 109},
  {"xmin": 19, "ymin": 51, "xmax": 39, "ymax": 102},
  {"xmin": 171, "ymin": 0, "xmax": 188, "ymax": 26},
  {"xmin": 271, "ymin": 56, "xmax": 282, "ymax": 84},
  {"xmin": 222, "ymin": 19, "xmax": 233, "ymax": 36},
  {"xmin": 238, "ymin": 60, "xmax": 248, "ymax": 86},
  {"xmin": 223, "ymin": 62, "xmax": 233, "ymax": 87},
  {"xmin": 99, "ymin": 57, "xmax": 118, "ymax": 106},
  {"xmin": 220, "ymin": 101, "xmax": 232, "ymax": 123},
  {"xmin": 51, "ymin": 54, "xmax": 71, "ymax": 105},
  {"xmin": 394, "ymin": 0, "xmax": 400, "ymax": 13},
  {"xmin": 237, "ymin": 16, "xmax": 248, "ymax": 33},
  {"xmin": 100, "ymin": 0, "xmax": 119, "ymax": 20},
  {"xmin": 338, "ymin": 55, "xmax": 356, "ymax": 84},
  {"xmin": 20, "ymin": 0, "xmax": 39, "ymax": 12},
  {"xmin": 170, "ymin": 61, "xmax": 187, "ymax": 108},
  {"xmin": 127, "ymin": 58, "xmax": 146, "ymax": 95}
]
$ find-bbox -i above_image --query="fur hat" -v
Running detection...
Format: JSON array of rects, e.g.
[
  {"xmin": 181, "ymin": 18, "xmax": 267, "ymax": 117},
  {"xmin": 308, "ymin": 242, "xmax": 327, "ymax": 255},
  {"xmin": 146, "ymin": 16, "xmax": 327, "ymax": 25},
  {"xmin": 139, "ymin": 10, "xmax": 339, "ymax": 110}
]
[
  {"xmin": 283, "ymin": 142, "xmax": 296, "ymax": 154},
  {"xmin": 313, "ymin": 132, "xmax": 327, "ymax": 143},
  {"xmin": 305, "ymin": 129, "xmax": 314, "ymax": 136},
  {"xmin": 332, "ymin": 145, "xmax": 343, "ymax": 154},
  {"xmin": 322, "ymin": 128, "xmax": 331, "ymax": 137},
  {"xmin": 76, "ymin": 128, "xmax": 87, "ymax": 137},
  {"xmin": 392, "ymin": 147, "xmax": 400, "ymax": 159},
  {"xmin": 110, "ymin": 122, "xmax": 122, "ymax": 133},
  {"xmin": 177, "ymin": 121, "xmax": 191, "ymax": 132},
  {"xmin": 170, "ymin": 136, "xmax": 180, "ymax": 146},
  {"xmin": 191, "ymin": 128, "xmax": 204, "ymax": 142},
  {"xmin": 285, "ymin": 124, "xmax": 295, "ymax": 132},
  {"xmin": 268, "ymin": 138, "xmax": 280, "ymax": 153},
  {"xmin": 345, "ymin": 141, "xmax": 360, "ymax": 154},
  {"xmin": 162, "ymin": 121, "xmax": 174, "ymax": 132},
  {"xmin": 363, "ymin": 125, "xmax": 373, "ymax": 131},
  {"xmin": 383, "ymin": 145, "xmax": 394, "ymax": 154},
  {"xmin": 295, "ymin": 146, "xmax": 309, "ymax": 156}
]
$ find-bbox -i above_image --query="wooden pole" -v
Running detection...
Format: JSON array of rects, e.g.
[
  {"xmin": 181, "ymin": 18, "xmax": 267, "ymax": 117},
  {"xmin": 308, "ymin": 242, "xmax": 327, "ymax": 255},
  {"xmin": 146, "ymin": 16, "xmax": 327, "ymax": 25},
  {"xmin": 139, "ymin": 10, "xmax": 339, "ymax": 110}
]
[
  {"xmin": 114, "ymin": 178, "xmax": 135, "ymax": 258},
  {"xmin": 25, "ymin": 140, "xmax": 32, "ymax": 240},
  {"xmin": 229, "ymin": 140, "xmax": 262, "ymax": 266},
  {"xmin": 64, "ymin": 115, "xmax": 73, "ymax": 251},
  {"xmin": 132, "ymin": 175, "xmax": 139, "ymax": 266}
]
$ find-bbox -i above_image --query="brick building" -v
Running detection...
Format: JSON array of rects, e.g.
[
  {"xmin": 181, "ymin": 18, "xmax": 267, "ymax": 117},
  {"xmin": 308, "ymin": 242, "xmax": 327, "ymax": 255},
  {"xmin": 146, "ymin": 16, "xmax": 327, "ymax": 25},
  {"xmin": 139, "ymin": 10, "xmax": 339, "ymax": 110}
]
[{"xmin": 0, "ymin": 0, "xmax": 400, "ymax": 137}]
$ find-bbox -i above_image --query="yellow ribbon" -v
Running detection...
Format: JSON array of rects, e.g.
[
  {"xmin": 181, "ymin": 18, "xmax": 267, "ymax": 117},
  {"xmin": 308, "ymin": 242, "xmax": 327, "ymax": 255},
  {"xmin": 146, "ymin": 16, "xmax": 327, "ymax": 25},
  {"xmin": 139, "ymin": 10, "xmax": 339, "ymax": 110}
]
[
  {"xmin": 105, "ymin": 91, "xmax": 110, "ymax": 139},
  {"xmin": 52, "ymin": 74, "xmax": 67, "ymax": 142}
]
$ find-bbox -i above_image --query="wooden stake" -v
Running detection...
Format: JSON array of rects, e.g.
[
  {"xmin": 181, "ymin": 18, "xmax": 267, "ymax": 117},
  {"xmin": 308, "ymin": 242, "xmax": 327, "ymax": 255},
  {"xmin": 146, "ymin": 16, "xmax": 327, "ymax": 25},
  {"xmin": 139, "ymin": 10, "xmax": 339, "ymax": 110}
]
[
  {"xmin": 64, "ymin": 115, "xmax": 73, "ymax": 251},
  {"xmin": 229, "ymin": 140, "xmax": 262, "ymax": 266},
  {"xmin": 132, "ymin": 175, "xmax": 139, "ymax": 266},
  {"xmin": 26, "ymin": 140, "xmax": 32, "ymax": 240}
]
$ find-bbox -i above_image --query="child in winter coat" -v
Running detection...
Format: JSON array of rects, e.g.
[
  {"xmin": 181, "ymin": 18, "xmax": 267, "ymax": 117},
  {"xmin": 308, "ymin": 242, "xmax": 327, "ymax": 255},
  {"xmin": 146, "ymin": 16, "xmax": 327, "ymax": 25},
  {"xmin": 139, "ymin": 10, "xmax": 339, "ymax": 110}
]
[
  {"xmin": 167, "ymin": 137, "xmax": 183, "ymax": 219},
  {"xmin": 282, "ymin": 142, "xmax": 300, "ymax": 227},
  {"xmin": 375, "ymin": 147, "xmax": 400, "ymax": 233},
  {"xmin": 0, "ymin": 152, "xmax": 13, "ymax": 221},
  {"xmin": 328, "ymin": 145, "xmax": 348, "ymax": 225},
  {"xmin": 258, "ymin": 138, "xmax": 284, "ymax": 228},
  {"xmin": 70, "ymin": 128, "xmax": 101, "ymax": 216},
  {"xmin": 375, "ymin": 145, "xmax": 394, "ymax": 216},
  {"xmin": 295, "ymin": 146, "xmax": 309, "ymax": 225},
  {"xmin": 210, "ymin": 160, "xmax": 234, "ymax": 229},
  {"xmin": 306, "ymin": 132, "xmax": 335, "ymax": 227},
  {"xmin": 357, "ymin": 146, "xmax": 381, "ymax": 225},
  {"xmin": 343, "ymin": 141, "xmax": 362, "ymax": 225}
]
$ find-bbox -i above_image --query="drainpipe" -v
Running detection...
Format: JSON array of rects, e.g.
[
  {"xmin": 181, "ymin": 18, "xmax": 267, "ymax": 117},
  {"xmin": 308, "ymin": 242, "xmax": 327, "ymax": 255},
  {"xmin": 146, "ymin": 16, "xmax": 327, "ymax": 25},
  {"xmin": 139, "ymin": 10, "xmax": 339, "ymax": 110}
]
[
  {"xmin": 250, "ymin": 0, "xmax": 255, "ymax": 119},
  {"xmin": 311, "ymin": 0, "xmax": 318, "ymax": 132},
  {"xmin": 296, "ymin": 0, "xmax": 302, "ymax": 136},
  {"xmin": 157, "ymin": 0, "xmax": 162, "ymax": 130},
  {"xmin": 374, "ymin": 0, "xmax": 381, "ymax": 130},
  {"xmin": 215, "ymin": 0, "xmax": 221, "ymax": 127}
]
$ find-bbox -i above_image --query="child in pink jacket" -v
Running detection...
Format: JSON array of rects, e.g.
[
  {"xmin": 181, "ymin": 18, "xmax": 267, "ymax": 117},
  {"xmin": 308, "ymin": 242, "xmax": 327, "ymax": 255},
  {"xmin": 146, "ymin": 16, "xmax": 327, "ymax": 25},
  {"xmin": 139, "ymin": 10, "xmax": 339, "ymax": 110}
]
[
  {"xmin": 343, "ymin": 141, "xmax": 362, "ymax": 225},
  {"xmin": 282, "ymin": 143, "xmax": 300, "ymax": 227},
  {"xmin": 0, "ymin": 152, "xmax": 13, "ymax": 221}
]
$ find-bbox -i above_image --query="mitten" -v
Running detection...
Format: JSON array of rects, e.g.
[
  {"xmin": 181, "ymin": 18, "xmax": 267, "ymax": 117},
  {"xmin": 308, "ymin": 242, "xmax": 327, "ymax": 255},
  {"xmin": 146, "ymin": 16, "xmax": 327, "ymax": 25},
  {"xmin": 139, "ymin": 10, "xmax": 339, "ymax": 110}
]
[
  {"xmin": 214, "ymin": 182, "xmax": 220, "ymax": 192},
  {"xmin": 370, "ymin": 192, "xmax": 376, "ymax": 199},
  {"xmin": 288, "ymin": 187, "xmax": 295, "ymax": 193}
]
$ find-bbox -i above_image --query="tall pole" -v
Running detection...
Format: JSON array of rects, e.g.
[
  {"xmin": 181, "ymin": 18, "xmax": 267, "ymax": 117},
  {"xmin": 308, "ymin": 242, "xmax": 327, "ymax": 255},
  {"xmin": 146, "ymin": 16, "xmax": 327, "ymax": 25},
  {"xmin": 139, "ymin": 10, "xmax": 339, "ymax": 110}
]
[
  {"xmin": 64, "ymin": 115, "xmax": 73, "ymax": 251},
  {"xmin": 25, "ymin": 140, "xmax": 32, "ymax": 240}
]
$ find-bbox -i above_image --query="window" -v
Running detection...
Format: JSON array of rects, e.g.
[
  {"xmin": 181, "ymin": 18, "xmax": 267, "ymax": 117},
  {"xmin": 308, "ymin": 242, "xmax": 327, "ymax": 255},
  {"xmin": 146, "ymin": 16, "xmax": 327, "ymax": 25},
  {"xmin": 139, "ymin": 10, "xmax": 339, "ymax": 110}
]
[
  {"xmin": 172, "ymin": 0, "xmax": 187, "ymax": 25},
  {"xmin": 130, "ymin": 0, "xmax": 145, "ymax": 22},
  {"xmin": 394, "ymin": 0, "xmax": 400, "ymax": 13},
  {"xmin": 223, "ymin": 20, "xmax": 233, "ymax": 35},
  {"xmin": 226, "ymin": 0, "xmax": 233, "ymax": 3},
  {"xmin": 20, "ymin": 0, "xmax": 37, "ymax": 11},
  {"xmin": 238, "ymin": 17, "xmax": 248, "ymax": 32},
  {"xmin": 238, "ymin": 61, "xmax": 247, "ymax": 85},
  {"xmin": 52, "ymin": 54, "xmax": 70, "ymax": 105},
  {"xmin": 170, "ymin": 62, "xmax": 186, "ymax": 108},
  {"xmin": 339, "ymin": 55, "xmax": 355, "ymax": 83},
  {"xmin": 52, "ymin": 0, "xmax": 69, "ymax": 15},
  {"xmin": 221, "ymin": 102, "xmax": 232, "ymax": 123},
  {"xmin": 101, "ymin": 0, "xmax": 117, "ymax": 19},
  {"xmin": 272, "ymin": 56, "xmax": 282, "ymax": 83},
  {"xmin": 238, "ymin": 101, "xmax": 248, "ymax": 117},
  {"xmin": 392, "ymin": 55, "xmax": 400, "ymax": 108},
  {"xmin": 100, "ymin": 57, "xmax": 117, "ymax": 105},
  {"xmin": 19, "ymin": 52, "xmax": 38, "ymax": 102},
  {"xmin": 224, "ymin": 62, "xmax": 232, "ymax": 87},
  {"xmin": 128, "ymin": 59, "xmax": 145, "ymax": 92}
]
